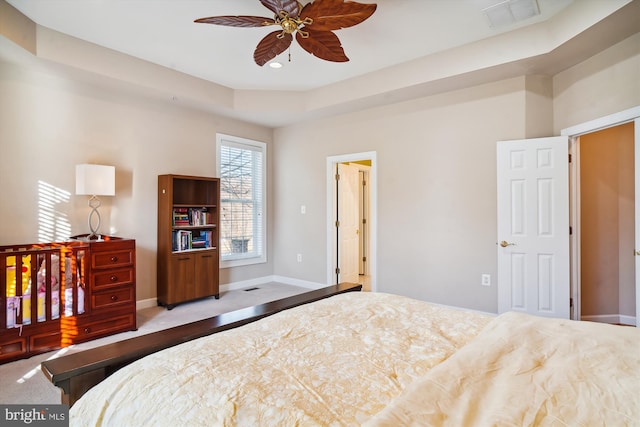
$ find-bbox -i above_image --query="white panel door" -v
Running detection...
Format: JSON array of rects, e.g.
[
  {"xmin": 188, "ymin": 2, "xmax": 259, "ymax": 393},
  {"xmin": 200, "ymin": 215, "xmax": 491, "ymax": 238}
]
[
  {"xmin": 497, "ymin": 137, "xmax": 570, "ymax": 318},
  {"xmin": 338, "ymin": 163, "xmax": 360, "ymax": 284}
]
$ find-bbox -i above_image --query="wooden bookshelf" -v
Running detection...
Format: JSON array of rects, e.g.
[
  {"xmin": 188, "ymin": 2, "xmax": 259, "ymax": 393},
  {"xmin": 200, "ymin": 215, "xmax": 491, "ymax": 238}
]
[{"xmin": 157, "ymin": 175, "xmax": 220, "ymax": 309}]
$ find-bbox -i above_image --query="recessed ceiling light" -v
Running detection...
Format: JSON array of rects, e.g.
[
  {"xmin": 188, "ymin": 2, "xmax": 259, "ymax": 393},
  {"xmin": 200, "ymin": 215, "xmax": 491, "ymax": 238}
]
[{"xmin": 269, "ymin": 62, "xmax": 283, "ymax": 69}]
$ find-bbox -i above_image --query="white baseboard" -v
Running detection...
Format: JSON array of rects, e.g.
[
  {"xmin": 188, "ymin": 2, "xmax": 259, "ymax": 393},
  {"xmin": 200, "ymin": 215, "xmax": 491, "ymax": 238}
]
[
  {"xmin": 427, "ymin": 301, "xmax": 497, "ymax": 317},
  {"xmin": 136, "ymin": 275, "xmax": 327, "ymax": 311},
  {"xmin": 580, "ymin": 314, "xmax": 636, "ymax": 326},
  {"xmin": 136, "ymin": 298, "xmax": 158, "ymax": 310},
  {"xmin": 269, "ymin": 275, "xmax": 327, "ymax": 290},
  {"xmin": 220, "ymin": 275, "xmax": 326, "ymax": 292},
  {"xmin": 620, "ymin": 314, "xmax": 637, "ymax": 326},
  {"xmin": 219, "ymin": 276, "xmax": 276, "ymax": 292}
]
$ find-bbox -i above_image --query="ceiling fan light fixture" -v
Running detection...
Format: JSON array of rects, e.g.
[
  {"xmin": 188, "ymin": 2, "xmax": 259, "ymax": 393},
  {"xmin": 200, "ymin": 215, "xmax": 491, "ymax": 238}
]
[
  {"xmin": 269, "ymin": 61, "xmax": 283, "ymax": 68},
  {"xmin": 195, "ymin": 0, "xmax": 377, "ymax": 66}
]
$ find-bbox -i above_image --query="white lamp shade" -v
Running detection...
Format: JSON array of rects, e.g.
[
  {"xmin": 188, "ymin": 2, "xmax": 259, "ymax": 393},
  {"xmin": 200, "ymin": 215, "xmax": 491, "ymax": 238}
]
[{"xmin": 76, "ymin": 164, "xmax": 115, "ymax": 196}]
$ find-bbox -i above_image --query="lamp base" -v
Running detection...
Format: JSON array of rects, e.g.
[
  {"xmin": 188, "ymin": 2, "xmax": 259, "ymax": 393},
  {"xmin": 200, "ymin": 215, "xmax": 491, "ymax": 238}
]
[{"xmin": 87, "ymin": 195, "xmax": 102, "ymax": 239}]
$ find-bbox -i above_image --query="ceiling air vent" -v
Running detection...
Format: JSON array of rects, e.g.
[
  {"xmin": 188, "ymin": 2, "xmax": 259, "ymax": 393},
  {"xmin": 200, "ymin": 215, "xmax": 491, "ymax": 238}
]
[{"xmin": 482, "ymin": 0, "xmax": 540, "ymax": 28}]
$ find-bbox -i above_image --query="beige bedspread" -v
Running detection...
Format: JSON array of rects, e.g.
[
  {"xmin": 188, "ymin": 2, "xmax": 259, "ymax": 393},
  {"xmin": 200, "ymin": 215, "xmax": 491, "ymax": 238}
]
[
  {"xmin": 69, "ymin": 292, "xmax": 492, "ymax": 426},
  {"xmin": 365, "ymin": 311, "xmax": 640, "ymax": 426}
]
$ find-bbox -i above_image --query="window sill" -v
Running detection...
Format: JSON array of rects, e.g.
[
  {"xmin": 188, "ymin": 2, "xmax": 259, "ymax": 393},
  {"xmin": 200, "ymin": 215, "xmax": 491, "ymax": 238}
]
[{"xmin": 220, "ymin": 256, "xmax": 267, "ymax": 269}]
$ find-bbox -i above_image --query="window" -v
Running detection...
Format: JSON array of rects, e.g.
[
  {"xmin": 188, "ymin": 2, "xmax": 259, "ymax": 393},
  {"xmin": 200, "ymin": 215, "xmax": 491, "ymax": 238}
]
[{"xmin": 216, "ymin": 134, "xmax": 266, "ymax": 267}]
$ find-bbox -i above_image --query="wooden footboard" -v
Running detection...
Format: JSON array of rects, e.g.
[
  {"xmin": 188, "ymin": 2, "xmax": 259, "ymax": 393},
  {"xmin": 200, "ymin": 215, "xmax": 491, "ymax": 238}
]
[{"xmin": 41, "ymin": 282, "xmax": 362, "ymax": 406}]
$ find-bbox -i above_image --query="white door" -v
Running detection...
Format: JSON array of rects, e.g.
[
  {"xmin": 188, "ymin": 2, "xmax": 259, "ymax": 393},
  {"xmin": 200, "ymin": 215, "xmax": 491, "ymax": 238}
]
[
  {"xmin": 497, "ymin": 136, "xmax": 570, "ymax": 318},
  {"xmin": 358, "ymin": 169, "xmax": 369, "ymax": 275},
  {"xmin": 338, "ymin": 163, "xmax": 360, "ymax": 284}
]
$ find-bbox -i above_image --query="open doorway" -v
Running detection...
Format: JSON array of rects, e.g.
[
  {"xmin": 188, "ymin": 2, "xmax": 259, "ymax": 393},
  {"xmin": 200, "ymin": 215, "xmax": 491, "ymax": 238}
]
[
  {"xmin": 573, "ymin": 123, "xmax": 636, "ymax": 325},
  {"xmin": 327, "ymin": 152, "xmax": 377, "ymax": 292},
  {"xmin": 565, "ymin": 107, "xmax": 640, "ymax": 326}
]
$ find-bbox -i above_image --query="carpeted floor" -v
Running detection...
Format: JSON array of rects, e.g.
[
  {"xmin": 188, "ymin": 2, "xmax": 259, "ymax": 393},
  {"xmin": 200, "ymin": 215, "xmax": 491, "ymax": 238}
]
[{"xmin": 0, "ymin": 282, "xmax": 308, "ymax": 405}]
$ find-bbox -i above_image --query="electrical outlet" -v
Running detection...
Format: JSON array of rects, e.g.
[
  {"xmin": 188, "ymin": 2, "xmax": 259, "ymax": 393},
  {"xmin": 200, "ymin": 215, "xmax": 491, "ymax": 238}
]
[
  {"xmin": 481, "ymin": 274, "xmax": 491, "ymax": 286},
  {"xmin": 297, "ymin": 254, "xmax": 302, "ymax": 263}
]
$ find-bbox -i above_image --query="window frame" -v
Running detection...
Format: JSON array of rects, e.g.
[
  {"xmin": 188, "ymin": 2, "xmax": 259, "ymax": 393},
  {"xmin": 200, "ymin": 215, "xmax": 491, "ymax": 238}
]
[{"xmin": 216, "ymin": 133, "xmax": 267, "ymax": 268}]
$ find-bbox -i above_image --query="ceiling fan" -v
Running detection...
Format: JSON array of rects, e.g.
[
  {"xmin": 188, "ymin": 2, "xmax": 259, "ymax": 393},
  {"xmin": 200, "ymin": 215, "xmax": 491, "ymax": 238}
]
[{"xmin": 195, "ymin": 0, "xmax": 377, "ymax": 66}]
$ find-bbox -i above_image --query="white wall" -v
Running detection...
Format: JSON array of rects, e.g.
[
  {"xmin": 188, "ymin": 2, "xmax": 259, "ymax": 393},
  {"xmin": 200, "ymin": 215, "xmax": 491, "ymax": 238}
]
[
  {"xmin": 272, "ymin": 32, "xmax": 640, "ymax": 313},
  {"xmin": 0, "ymin": 60, "xmax": 274, "ymax": 301},
  {"xmin": 273, "ymin": 77, "xmax": 540, "ymax": 312},
  {"xmin": 553, "ymin": 33, "xmax": 640, "ymax": 132}
]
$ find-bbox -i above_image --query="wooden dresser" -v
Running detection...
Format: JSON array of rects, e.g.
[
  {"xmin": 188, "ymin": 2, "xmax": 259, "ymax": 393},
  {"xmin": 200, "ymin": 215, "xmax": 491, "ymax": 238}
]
[
  {"xmin": 0, "ymin": 236, "xmax": 137, "ymax": 364},
  {"xmin": 73, "ymin": 236, "xmax": 137, "ymax": 343}
]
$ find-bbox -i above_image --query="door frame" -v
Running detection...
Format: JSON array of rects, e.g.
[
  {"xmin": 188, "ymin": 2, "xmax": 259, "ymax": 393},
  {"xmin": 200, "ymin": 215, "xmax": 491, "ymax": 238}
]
[
  {"xmin": 358, "ymin": 166, "xmax": 371, "ymax": 276},
  {"xmin": 561, "ymin": 106, "xmax": 640, "ymax": 325},
  {"xmin": 326, "ymin": 151, "xmax": 377, "ymax": 291}
]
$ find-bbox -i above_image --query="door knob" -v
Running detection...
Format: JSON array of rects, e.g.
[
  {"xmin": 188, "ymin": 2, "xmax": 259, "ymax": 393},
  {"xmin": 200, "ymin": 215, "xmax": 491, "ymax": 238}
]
[
  {"xmin": 499, "ymin": 240, "xmax": 516, "ymax": 248},
  {"xmin": 635, "ymin": 250, "xmax": 640, "ymax": 256}
]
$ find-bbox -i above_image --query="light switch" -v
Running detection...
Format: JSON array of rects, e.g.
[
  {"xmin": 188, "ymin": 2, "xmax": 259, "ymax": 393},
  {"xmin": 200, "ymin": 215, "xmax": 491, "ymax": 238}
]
[
  {"xmin": 481, "ymin": 274, "xmax": 491, "ymax": 286},
  {"xmin": 301, "ymin": 205, "xmax": 306, "ymax": 214}
]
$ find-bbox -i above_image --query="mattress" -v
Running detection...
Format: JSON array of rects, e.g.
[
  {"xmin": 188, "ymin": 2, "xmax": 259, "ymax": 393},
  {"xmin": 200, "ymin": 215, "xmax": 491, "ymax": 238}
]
[
  {"xmin": 69, "ymin": 292, "xmax": 492, "ymax": 426},
  {"xmin": 69, "ymin": 291, "xmax": 640, "ymax": 426},
  {"xmin": 366, "ymin": 311, "xmax": 640, "ymax": 426}
]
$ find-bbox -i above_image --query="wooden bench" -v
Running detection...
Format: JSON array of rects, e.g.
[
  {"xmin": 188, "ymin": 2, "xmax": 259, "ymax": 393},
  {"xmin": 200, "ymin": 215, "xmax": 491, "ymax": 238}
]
[{"xmin": 41, "ymin": 282, "xmax": 362, "ymax": 406}]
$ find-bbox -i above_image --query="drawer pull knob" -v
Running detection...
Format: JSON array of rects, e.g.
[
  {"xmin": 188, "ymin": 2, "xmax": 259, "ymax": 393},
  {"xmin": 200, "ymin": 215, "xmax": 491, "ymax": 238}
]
[
  {"xmin": 110, "ymin": 275, "xmax": 118, "ymax": 282},
  {"xmin": 111, "ymin": 256, "xmax": 119, "ymax": 262},
  {"xmin": 111, "ymin": 295, "xmax": 118, "ymax": 301},
  {"xmin": 84, "ymin": 327, "xmax": 90, "ymax": 334}
]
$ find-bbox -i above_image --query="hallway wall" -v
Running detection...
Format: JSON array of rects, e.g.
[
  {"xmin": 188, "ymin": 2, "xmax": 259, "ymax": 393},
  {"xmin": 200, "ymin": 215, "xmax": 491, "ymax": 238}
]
[{"xmin": 580, "ymin": 122, "xmax": 635, "ymax": 319}]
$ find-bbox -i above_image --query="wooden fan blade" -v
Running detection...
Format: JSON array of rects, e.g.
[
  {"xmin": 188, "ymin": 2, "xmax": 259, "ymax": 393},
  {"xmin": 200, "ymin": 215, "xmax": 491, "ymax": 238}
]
[
  {"xmin": 296, "ymin": 29, "xmax": 349, "ymax": 62},
  {"xmin": 254, "ymin": 31, "xmax": 293, "ymax": 66},
  {"xmin": 194, "ymin": 16, "xmax": 275, "ymax": 27},
  {"xmin": 300, "ymin": 0, "xmax": 376, "ymax": 31},
  {"xmin": 260, "ymin": 0, "xmax": 301, "ymax": 18}
]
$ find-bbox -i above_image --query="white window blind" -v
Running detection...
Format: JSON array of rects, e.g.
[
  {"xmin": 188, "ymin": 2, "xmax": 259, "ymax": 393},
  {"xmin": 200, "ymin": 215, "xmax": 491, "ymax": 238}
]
[{"xmin": 216, "ymin": 134, "xmax": 266, "ymax": 267}]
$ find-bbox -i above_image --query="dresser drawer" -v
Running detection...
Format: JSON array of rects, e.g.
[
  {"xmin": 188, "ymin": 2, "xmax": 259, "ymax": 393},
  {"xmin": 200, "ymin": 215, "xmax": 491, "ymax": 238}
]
[
  {"xmin": 0, "ymin": 336, "xmax": 27, "ymax": 361},
  {"xmin": 92, "ymin": 250, "xmax": 133, "ymax": 269},
  {"xmin": 91, "ymin": 286, "xmax": 135, "ymax": 310},
  {"xmin": 74, "ymin": 313, "xmax": 136, "ymax": 341},
  {"xmin": 93, "ymin": 268, "xmax": 134, "ymax": 288},
  {"xmin": 29, "ymin": 329, "xmax": 62, "ymax": 353}
]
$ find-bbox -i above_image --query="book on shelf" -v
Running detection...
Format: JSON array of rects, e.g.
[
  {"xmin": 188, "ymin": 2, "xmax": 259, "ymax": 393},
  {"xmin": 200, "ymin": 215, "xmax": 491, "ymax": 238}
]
[
  {"xmin": 189, "ymin": 208, "xmax": 210, "ymax": 226},
  {"xmin": 172, "ymin": 208, "xmax": 190, "ymax": 226},
  {"xmin": 172, "ymin": 230, "xmax": 192, "ymax": 251},
  {"xmin": 191, "ymin": 230, "xmax": 213, "ymax": 249},
  {"xmin": 191, "ymin": 239, "xmax": 207, "ymax": 249},
  {"xmin": 172, "ymin": 229, "xmax": 214, "ymax": 251},
  {"xmin": 173, "ymin": 207, "xmax": 212, "ymax": 227}
]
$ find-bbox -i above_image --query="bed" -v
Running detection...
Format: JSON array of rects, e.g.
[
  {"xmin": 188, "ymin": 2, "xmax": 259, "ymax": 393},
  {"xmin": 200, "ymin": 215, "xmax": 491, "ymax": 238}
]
[{"xmin": 68, "ymin": 291, "xmax": 639, "ymax": 426}]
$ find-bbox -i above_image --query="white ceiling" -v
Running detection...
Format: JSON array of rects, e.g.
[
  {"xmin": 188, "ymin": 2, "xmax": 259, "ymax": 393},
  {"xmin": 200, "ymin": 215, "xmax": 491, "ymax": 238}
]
[{"xmin": 5, "ymin": 0, "xmax": 575, "ymax": 91}]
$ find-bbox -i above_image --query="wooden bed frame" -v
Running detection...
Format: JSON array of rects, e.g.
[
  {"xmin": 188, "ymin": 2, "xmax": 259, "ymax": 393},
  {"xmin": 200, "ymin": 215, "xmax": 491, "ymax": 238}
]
[{"xmin": 41, "ymin": 282, "xmax": 362, "ymax": 406}]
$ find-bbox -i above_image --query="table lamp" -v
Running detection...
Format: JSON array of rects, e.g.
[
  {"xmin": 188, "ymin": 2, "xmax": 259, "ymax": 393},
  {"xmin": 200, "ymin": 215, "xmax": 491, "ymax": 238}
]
[{"xmin": 76, "ymin": 164, "xmax": 115, "ymax": 240}]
